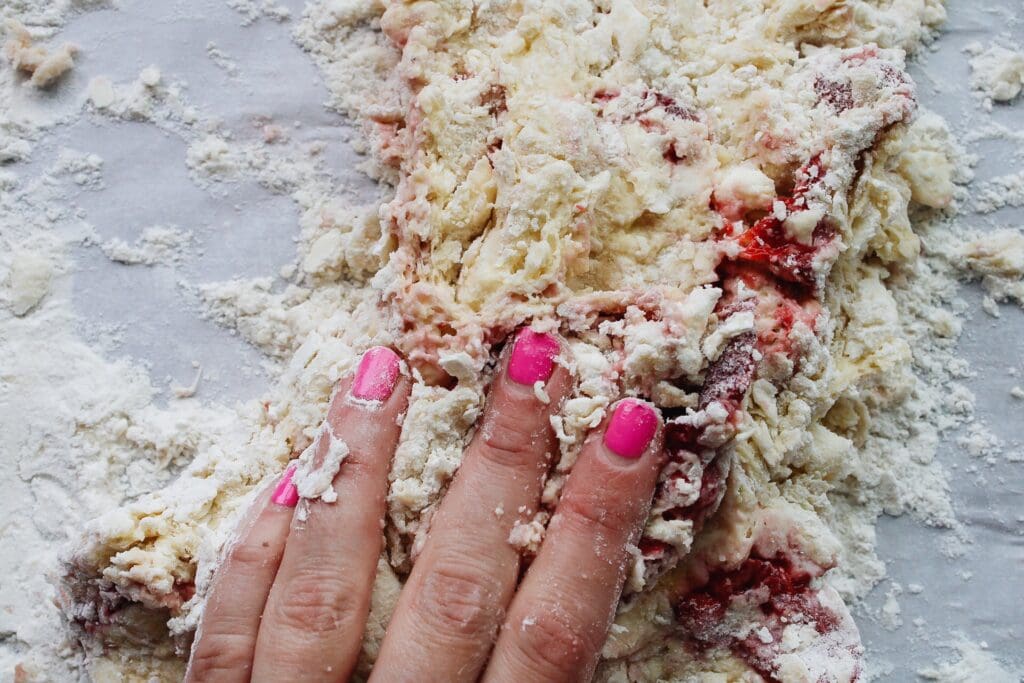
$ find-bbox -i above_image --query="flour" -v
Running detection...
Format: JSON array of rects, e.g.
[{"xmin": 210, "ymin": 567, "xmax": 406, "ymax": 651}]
[
  {"xmin": 0, "ymin": 149, "xmax": 250, "ymax": 680},
  {"xmin": 99, "ymin": 226, "xmax": 193, "ymax": 266},
  {"xmin": 2, "ymin": 249, "xmax": 54, "ymax": 316},
  {"xmin": 507, "ymin": 514, "xmax": 548, "ymax": 554},
  {"xmin": 973, "ymin": 172, "xmax": 1024, "ymax": 214},
  {"xmin": 225, "ymin": 0, "xmax": 292, "ymax": 26},
  {"xmin": 967, "ymin": 42, "xmax": 1024, "ymax": 109},
  {"xmin": 918, "ymin": 638, "xmax": 1022, "ymax": 682},
  {"xmin": 205, "ymin": 42, "xmax": 239, "ymax": 77}
]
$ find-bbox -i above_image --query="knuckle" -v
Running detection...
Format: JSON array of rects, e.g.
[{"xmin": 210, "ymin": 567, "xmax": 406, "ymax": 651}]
[
  {"xmin": 271, "ymin": 571, "xmax": 362, "ymax": 636},
  {"xmin": 512, "ymin": 604, "xmax": 595, "ymax": 678},
  {"xmin": 187, "ymin": 632, "xmax": 252, "ymax": 682},
  {"xmin": 227, "ymin": 537, "xmax": 271, "ymax": 569},
  {"xmin": 557, "ymin": 488, "xmax": 633, "ymax": 541},
  {"xmin": 334, "ymin": 446, "xmax": 379, "ymax": 480},
  {"xmin": 414, "ymin": 559, "xmax": 501, "ymax": 641},
  {"xmin": 479, "ymin": 409, "xmax": 547, "ymax": 469}
]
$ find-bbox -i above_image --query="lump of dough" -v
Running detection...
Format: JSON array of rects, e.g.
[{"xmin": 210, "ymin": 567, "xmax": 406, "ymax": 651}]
[{"xmin": 3, "ymin": 19, "xmax": 77, "ymax": 88}]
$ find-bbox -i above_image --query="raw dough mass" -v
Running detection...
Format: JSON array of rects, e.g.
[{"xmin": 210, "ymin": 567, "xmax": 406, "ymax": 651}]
[{"xmin": 23, "ymin": 0, "xmax": 1006, "ymax": 680}]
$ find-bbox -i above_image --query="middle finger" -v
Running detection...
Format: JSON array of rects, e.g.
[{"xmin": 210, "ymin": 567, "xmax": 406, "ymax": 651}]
[{"xmin": 371, "ymin": 329, "xmax": 574, "ymax": 682}]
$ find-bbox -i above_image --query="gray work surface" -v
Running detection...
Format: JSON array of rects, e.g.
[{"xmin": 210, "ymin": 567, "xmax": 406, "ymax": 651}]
[{"xmin": 20, "ymin": 1, "xmax": 1024, "ymax": 680}]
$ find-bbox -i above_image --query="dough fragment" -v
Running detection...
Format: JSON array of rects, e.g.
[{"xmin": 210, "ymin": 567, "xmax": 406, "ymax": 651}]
[
  {"xmin": 60, "ymin": 1, "xmax": 960, "ymax": 681},
  {"xmin": 2, "ymin": 19, "xmax": 77, "ymax": 88},
  {"xmin": 968, "ymin": 42, "xmax": 1024, "ymax": 106}
]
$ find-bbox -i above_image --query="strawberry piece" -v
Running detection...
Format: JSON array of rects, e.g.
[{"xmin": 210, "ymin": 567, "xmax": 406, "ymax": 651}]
[{"xmin": 735, "ymin": 211, "xmax": 835, "ymax": 288}]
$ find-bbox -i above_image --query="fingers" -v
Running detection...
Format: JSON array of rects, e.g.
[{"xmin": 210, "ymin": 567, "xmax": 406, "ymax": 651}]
[
  {"xmin": 372, "ymin": 329, "xmax": 574, "ymax": 683},
  {"xmin": 484, "ymin": 399, "xmax": 663, "ymax": 683},
  {"xmin": 185, "ymin": 468, "xmax": 299, "ymax": 683},
  {"xmin": 252, "ymin": 347, "xmax": 411, "ymax": 682}
]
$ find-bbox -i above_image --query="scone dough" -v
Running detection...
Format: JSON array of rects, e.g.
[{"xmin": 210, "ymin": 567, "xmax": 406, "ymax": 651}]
[{"xmin": 61, "ymin": 1, "xmax": 956, "ymax": 681}]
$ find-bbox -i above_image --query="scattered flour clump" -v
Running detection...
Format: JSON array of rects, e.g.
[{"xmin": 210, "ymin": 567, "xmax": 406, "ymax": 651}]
[
  {"xmin": 918, "ymin": 639, "xmax": 1021, "ymax": 683},
  {"xmin": 2, "ymin": 249, "xmax": 53, "ymax": 316},
  {"xmin": 967, "ymin": 42, "xmax": 1024, "ymax": 108},
  {"xmin": 2, "ymin": 19, "xmax": 77, "ymax": 88},
  {"xmin": 226, "ymin": 0, "xmax": 292, "ymax": 26},
  {"xmin": 973, "ymin": 172, "xmax": 1024, "ymax": 214},
  {"xmin": 100, "ymin": 226, "xmax": 194, "ymax": 266},
  {"xmin": 958, "ymin": 228, "xmax": 1024, "ymax": 306}
]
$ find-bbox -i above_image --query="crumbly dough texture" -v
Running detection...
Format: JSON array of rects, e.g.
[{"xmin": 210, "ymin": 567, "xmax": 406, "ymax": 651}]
[{"xmin": 60, "ymin": 1, "xmax": 961, "ymax": 681}]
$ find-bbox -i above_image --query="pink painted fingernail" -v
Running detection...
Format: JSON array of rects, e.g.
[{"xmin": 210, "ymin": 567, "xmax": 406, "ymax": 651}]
[
  {"xmin": 603, "ymin": 400, "xmax": 659, "ymax": 459},
  {"xmin": 508, "ymin": 329, "xmax": 560, "ymax": 386},
  {"xmin": 271, "ymin": 465, "xmax": 299, "ymax": 507},
  {"xmin": 351, "ymin": 346, "xmax": 401, "ymax": 401}
]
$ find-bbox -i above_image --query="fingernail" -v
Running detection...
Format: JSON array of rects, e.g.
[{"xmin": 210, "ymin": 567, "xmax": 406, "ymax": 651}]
[
  {"xmin": 508, "ymin": 329, "xmax": 560, "ymax": 386},
  {"xmin": 271, "ymin": 465, "xmax": 299, "ymax": 507},
  {"xmin": 351, "ymin": 346, "xmax": 401, "ymax": 401},
  {"xmin": 603, "ymin": 400, "xmax": 659, "ymax": 459}
]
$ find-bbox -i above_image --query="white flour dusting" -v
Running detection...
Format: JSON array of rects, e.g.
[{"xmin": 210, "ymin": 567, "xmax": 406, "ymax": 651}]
[
  {"xmin": 967, "ymin": 41, "xmax": 1024, "ymax": 108},
  {"xmin": 99, "ymin": 226, "xmax": 194, "ymax": 266},
  {"xmin": 918, "ymin": 638, "xmax": 1022, "ymax": 682}
]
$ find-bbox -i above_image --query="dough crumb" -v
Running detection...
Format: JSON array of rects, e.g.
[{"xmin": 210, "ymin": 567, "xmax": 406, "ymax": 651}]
[
  {"xmin": 171, "ymin": 366, "xmax": 203, "ymax": 399},
  {"xmin": 2, "ymin": 250, "xmax": 53, "ymax": 316},
  {"xmin": 508, "ymin": 514, "xmax": 547, "ymax": 554},
  {"xmin": 2, "ymin": 19, "xmax": 77, "ymax": 88},
  {"xmin": 100, "ymin": 226, "xmax": 193, "ymax": 266},
  {"xmin": 967, "ymin": 42, "xmax": 1024, "ymax": 108},
  {"xmin": 293, "ymin": 423, "xmax": 350, "ymax": 503}
]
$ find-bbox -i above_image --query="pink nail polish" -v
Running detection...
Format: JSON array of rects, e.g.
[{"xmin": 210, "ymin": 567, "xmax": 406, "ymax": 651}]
[
  {"xmin": 351, "ymin": 347, "xmax": 401, "ymax": 401},
  {"xmin": 271, "ymin": 466, "xmax": 299, "ymax": 507},
  {"xmin": 603, "ymin": 400, "xmax": 659, "ymax": 459},
  {"xmin": 508, "ymin": 329, "xmax": 560, "ymax": 386}
]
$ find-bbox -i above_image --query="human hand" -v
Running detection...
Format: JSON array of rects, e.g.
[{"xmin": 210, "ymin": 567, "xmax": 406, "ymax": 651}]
[{"xmin": 186, "ymin": 329, "xmax": 664, "ymax": 682}]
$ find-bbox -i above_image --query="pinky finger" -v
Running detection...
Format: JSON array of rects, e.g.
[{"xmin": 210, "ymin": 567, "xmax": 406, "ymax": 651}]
[{"xmin": 185, "ymin": 466, "xmax": 299, "ymax": 683}]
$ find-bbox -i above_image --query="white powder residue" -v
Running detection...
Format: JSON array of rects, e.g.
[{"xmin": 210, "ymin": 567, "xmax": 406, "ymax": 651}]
[
  {"xmin": 0, "ymin": 197, "xmax": 249, "ymax": 680},
  {"xmin": 100, "ymin": 225, "xmax": 194, "ymax": 266},
  {"xmin": 206, "ymin": 42, "xmax": 239, "ymax": 77},
  {"xmin": 973, "ymin": 173, "xmax": 1024, "ymax": 214},
  {"xmin": 879, "ymin": 584, "xmax": 903, "ymax": 631},
  {"xmin": 2, "ymin": 249, "xmax": 54, "ymax": 316},
  {"xmin": 917, "ymin": 638, "xmax": 1021, "ymax": 682},
  {"xmin": 967, "ymin": 42, "xmax": 1024, "ymax": 108},
  {"xmin": 226, "ymin": 0, "xmax": 292, "ymax": 26}
]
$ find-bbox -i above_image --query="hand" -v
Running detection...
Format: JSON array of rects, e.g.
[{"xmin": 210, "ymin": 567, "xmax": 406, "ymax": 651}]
[{"xmin": 186, "ymin": 329, "xmax": 665, "ymax": 682}]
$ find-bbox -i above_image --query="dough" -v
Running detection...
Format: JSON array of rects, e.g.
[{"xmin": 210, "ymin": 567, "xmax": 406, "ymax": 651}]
[{"xmin": 61, "ymin": 1, "xmax": 955, "ymax": 681}]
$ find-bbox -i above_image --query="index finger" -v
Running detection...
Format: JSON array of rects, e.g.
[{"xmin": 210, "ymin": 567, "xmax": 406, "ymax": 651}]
[{"xmin": 252, "ymin": 347, "xmax": 412, "ymax": 682}]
